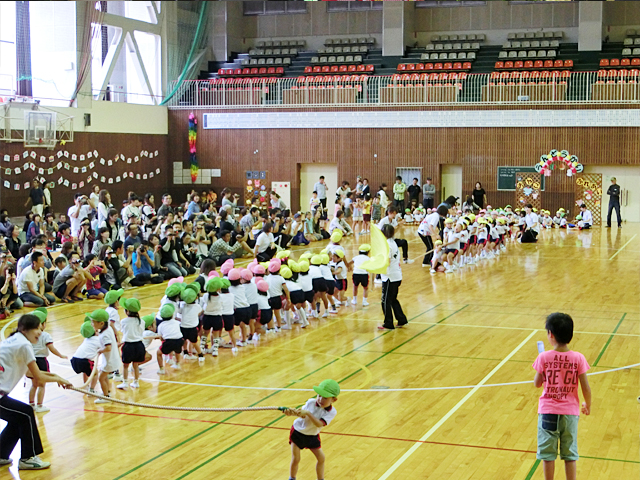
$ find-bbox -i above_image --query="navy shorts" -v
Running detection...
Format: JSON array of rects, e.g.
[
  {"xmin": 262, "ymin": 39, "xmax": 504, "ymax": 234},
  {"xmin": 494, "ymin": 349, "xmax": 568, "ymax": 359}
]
[
  {"xmin": 122, "ymin": 341, "xmax": 146, "ymax": 364},
  {"xmin": 352, "ymin": 273, "xmax": 369, "ymax": 288},
  {"xmin": 334, "ymin": 279, "xmax": 348, "ymax": 291},
  {"xmin": 250, "ymin": 303, "xmax": 259, "ymax": 320},
  {"xmin": 289, "ymin": 426, "xmax": 321, "ymax": 450},
  {"xmin": 304, "ymin": 290, "xmax": 315, "ymax": 304},
  {"xmin": 222, "ymin": 314, "xmax": 235, "ymax": 332},
  {"xmin": 202, "ymin": 314, "xmax": 222, "ymax": 331},
  {"xmin": 477, "ymin": 238, "xmax": 486, "ymax": 245},
  {"xmin": 290, "ymin": 290, "xmax": 305, "ymax": 305},
  {"xmin": 445, "ymin": 248, "xmax": 458, "ymax": 255},
  {"xmin": 268, "ymin": 296, "xmax": 283, "ymax": 310},
  {"xmin": 36, "ymin": 357, "xmax": 50, "ymax": 373},
  {"xmin": 160, "ymin": 338, "xmax": 183, "ymax": 355},
  {"xmin": 71, "ymin": 357, "xmax": 93, "ymax": 376},
  {"xmin": 312, "ymin": 277, "xmax": 327, "ymax": 293},
  {"xmin": 180, "ymin": 326, "xmax": 198, "ymax": 343},
  {"xmin": 259, "ymin": 308, "xmax": 273, "ymax": 325},
  {"xmin": 234, "ymin": 306, "xmax": 251, "ymax": 326},
  {"xmin": 325, "ymin": 280, "xmax": 335, "ymax": 296}
]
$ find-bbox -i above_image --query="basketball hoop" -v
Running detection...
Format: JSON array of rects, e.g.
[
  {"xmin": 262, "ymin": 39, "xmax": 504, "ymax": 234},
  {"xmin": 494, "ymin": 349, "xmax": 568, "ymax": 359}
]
[{"xmin": 24, "ymin": 111, "xmax": 57, "ymax": 149}]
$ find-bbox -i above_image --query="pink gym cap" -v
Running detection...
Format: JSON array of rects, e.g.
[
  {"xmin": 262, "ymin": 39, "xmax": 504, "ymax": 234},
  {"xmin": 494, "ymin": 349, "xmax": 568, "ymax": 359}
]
[
  {"xmin": 220, "ymin": 263, "xmax": 233, "ymax": 275},
  {"xmin": 208, "ymin": 271, "xmax": 219, "ymax": 278},
  {"xmin": 251, "ymin": 264, "xmax": 266, "ymax": 275},
  {"xmin": 168, "ymin": 277, "xmax": 183, "ymax": 287},
  {"xmin": 268, "ymin": 260, "xmax": 281, "ymax": 273},
  {"xmin": 241, "ymin": 269, "xmax": 253, "ymax": 281},
  {"xmin": 228, "ymin": 268, "xmax": 241, "ymax": 281},
  {"xmin": 256, "ymin": 280, "xmax": 269, "ymax": 292}
]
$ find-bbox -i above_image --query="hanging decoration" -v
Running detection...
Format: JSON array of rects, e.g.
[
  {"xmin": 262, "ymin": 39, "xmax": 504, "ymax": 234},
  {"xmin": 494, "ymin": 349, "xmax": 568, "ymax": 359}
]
[
  {"xmin": 188, "ymin": 113, "xmax": 198, "ymax": 183},
  {"xmin": 535, "ymin": 149, "xmax": 583, "ymax": 177}
]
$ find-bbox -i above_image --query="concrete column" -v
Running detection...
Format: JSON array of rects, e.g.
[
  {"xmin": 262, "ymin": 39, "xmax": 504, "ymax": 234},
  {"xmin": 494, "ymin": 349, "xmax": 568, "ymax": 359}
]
[
  {"xmin": 578, "ymin": 1, "xmax": 603, "ymax": 51},
  {"xmin": 382, "ymin": 2, "xmax": 405, "ymax": 57}
]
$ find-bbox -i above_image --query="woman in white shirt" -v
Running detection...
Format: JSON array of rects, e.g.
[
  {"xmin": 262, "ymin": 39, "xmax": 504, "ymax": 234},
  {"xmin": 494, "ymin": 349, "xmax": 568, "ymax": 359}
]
[
  {"xmin": 254, "ymin": 222, "xmax": 277, "ymax": 262},
  {"xmin": 377, "ymin": 224, "xmax": 408, "ymax": 331},
  {"xmin": 0, "ymin": 314, "xmax": 71, "ymax": 470}
]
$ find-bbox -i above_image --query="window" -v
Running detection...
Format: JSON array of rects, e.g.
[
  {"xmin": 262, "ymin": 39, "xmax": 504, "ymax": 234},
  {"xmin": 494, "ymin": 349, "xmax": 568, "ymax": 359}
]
[
  {"xmin": 96, "ymin": 1, "xmax": 160, "ymax": 24},
  {"xmin": 0, "ymin": 2, "xmax": 16, "ymax": 95},
  {"xmin": 415, "ymin": 1, "xmax": 487, "ymax": 7},
  {"xmin": 243, "ymin": 1, "xmax": 307, "ymax": 16},
  {"xmin": 327, "ymin": 1, "xmax": 383, "ymax": 12}
]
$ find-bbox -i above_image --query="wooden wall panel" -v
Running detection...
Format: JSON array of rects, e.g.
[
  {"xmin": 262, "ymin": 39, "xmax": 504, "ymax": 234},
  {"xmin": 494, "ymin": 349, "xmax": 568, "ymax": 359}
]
[
  {"xmin": 0, "ymin": 132, "xmax": 168, "ymax": 216},
  {"xmin": 169, "ymin": 110, "xmax": 640, "ymax": 216}
]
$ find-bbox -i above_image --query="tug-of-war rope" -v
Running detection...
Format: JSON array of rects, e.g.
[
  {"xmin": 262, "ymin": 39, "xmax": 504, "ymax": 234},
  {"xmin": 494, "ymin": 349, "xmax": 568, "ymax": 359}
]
[{"xmin": 66, "ymin": 360, "xmax": 640, "ymax": 411}]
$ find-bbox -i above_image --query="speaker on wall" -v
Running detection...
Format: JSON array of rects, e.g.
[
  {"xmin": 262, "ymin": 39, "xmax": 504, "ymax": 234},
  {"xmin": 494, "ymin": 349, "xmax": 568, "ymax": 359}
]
[{"xmin": 84, "ymin": 113, "xmax": 91, "ymax": 127}]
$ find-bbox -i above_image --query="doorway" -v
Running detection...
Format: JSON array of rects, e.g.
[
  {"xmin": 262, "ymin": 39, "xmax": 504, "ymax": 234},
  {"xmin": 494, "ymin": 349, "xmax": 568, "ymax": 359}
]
[
  {"xmin": 299, "ymin": 163, "xmax": 338, "ymax": 216},
  {"xmin": 583, "ymin": 165, "xmax": 640, "ymax": 223},
  {"xmin": 440, "ymin": 165, "xmax": 462, "ymax": 205}
]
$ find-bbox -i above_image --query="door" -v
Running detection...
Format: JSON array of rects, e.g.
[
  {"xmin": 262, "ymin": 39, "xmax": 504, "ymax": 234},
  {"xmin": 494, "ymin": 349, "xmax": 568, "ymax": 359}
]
[
  {"xmin": 299, "ymin": 163, "xmax": 338, "ymax": 216},
  {"xmin": 441, "ymin": 165, "xmax": 462, "ymax": 204},
  {"xmin": 584, "ymin": 165, "xmax": 640, "ymax": 223}
]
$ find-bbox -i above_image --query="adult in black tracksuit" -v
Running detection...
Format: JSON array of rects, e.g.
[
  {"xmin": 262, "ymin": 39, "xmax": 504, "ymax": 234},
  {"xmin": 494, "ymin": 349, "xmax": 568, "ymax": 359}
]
[{"xmin": 606, "ymin": 177, "xmax": 622, "ymax": 228}]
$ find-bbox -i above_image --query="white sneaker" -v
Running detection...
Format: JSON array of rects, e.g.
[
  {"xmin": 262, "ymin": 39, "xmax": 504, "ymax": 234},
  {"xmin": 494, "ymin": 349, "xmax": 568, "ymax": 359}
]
[
  {"xmin": 117, "ymin": 382, "xmax": 128, "ymax": 390},
  {"xmin": 18, "ymin": 456, "xmax": 51, "ymax": 470},
  {"xmin": 198, "ymin": 356, "xmax": 205, "ymax": 365},
  {"xmin": 362, "ymin": 299, "xmax": 369, "ymax": 306},
  {"xmin": 231, "ymin": 347, "xmax": 238, "ymax": 354},
  {"xmin": 33, "ymin": 405, "xmax": 50, "ymax": 413},
  {"xmin": 113, "ymin": 374, "xmax": 124, "ymax": 382},
  {"xmin": 0, "ymin": 459, "xmax": 12, "ymax": 466},
  {"xmin": 445, "ymin": 268, "xmax": 454, "ymax": 274},
  {"xmin": 252, "ymin": 333, "xmax": 259, "ymax": 343},
  {"xmin": 374, "ymin": 278, "xmax": 382, "ymax": 284},
  {"xmin": 322, "ymin": 313, "xmax": 328, "ymax": 318},
  {"xmin": 403, "ymin": 259, "xmax": 414, "ymax": 264},
  {"xmin": 351, "ymin": 298, "xmax": 357, "ymax": 305},
  {"xmin": 334, "ymin": 301, "xmax": 342, "ymax": 306},
  {"xmin": 157, "ymin": 368, "xmax": 166, "ymax": 375},
  {"xmin": 328, "ymin": 308, "xmax": 338, "ymax": 314},
  {"xmin": 171, "ymin": 364, "xmax": 181, "ymax": 370},
  {"xmin": 281, "ymin": 323, "xmax": 292, "ymax": 330},
  {"xmin": 236, "ymin": 341, "xmax": 245, "ymax": 347},
  {"xmin": 430, "ymin": 269, "xmax": 436, "ymax": 274},
  {"xmin": 130, "ymin": 380, "xmax": 139, "ymax": 389},
  {"xmin": 94, "ymin": 398, "xmax": 111, "ymax": 404},
  {"xmin": 211, "ymin": 347, "xmax": 218, "ymax": 357}
]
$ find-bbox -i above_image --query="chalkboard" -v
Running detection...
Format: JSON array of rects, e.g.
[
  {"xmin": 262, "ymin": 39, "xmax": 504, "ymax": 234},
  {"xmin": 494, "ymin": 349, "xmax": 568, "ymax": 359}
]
[{"xmin": 497, "ymin": 166, "xmax": 545, "ymax": 191}]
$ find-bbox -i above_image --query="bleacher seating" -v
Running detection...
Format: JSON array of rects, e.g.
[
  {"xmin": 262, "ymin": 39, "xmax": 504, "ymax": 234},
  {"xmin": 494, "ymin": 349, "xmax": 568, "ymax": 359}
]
[
  {"xmin": 318, "ymin": 46, "xmax": 369, "ymax": 55},
  {"xmin": 256, "ymin": 39, "xmax": 306, "ymax": 48},
  {"xmin": 424, "ymin": 42, "xmax": 480, "ymax": 52},
  {"xmin": 596, "ymin": 69, "xmax": 640, "ymax": 84},
  {"xmin": 398, "ymin": 62, "xmax": 472, "ymax": 73},
  {"xmin": 218, "ymin": 67, "xmax": 285, "ymax": 78},
  {"xmin": 242, "ymin": 57, "xmax": 292, "ymax": 66},
  {"xmin": 388, "ymin": 72, "xmax": 467, "ymax": 85},
  {"xmin": 494, "ymin": 59, "xmax": 573, "ymax": 71},
  {"xmin": 600, "ymin": 58, "xmax": 640, "ymax": 68},
  {"xmin": 506, "ymin": 31, "xmax": 563, "ymax": 40},
  {"xmin": 248, "ymin": 48, "xmax": 298, "ymax": 58},
  {"xmin": 311, "ymin": 55, "xmax": 364, "ymax": 65},
  {"xmin": 304, "ymin": 64, "xmax": 375, "ymax": 75},
  {"xmin": 431, "ymin": 33, "xmax": 485, "ymax": 42},
  {"xmin": 488, "ymin": 70, "xmax": 571, "ymax": 85},
  {"xmin": 325, "ymin": 37, "xmax": 375, "ymax": 47},
  {"xmin": 421, "ymin": 52, "xmax": 476, "ymax": 61},
  {"xmin": 295, "ymin": 75, "xmax": 368, "ymax": 89}
]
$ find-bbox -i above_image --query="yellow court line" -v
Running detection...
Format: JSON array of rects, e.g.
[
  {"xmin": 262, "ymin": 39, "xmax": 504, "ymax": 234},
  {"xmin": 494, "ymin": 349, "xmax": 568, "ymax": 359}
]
[{"xmin": 609, "ymin": 234, "xmax": 638, "ymax": 260}]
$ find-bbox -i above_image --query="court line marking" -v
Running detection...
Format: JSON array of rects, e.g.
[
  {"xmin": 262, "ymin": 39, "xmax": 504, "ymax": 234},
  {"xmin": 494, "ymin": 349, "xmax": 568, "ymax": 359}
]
[
  {"xmin": 593, "ymin": 313, "xmax": 627, "ymax": 367},
  {"xmin": 524, "ymin": 459, "xmax": 541, "ymax": 480},
  {"xmin": 609, "ymin": 234, "xmax": 637, "ymax": 260},
  {"xmin": 376, "ymin": 330, "xmax": 537, "ymax": 480}
]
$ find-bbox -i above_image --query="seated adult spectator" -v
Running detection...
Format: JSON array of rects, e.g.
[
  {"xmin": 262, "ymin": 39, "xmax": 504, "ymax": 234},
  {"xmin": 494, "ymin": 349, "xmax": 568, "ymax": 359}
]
[
  {"xmin": 17, "ymin": 251, "xmax": 55, "ymax": 307},
  {"xmin": 208, "ymin": 230, "xmax": 252, "ymax": 265},
  {"xmin": 254, "ymin": 222, "xmax": 277, "ymax": 262},
  {"xmin": 0, "ymin": 261, "xmax": 22, "ymax": 315},
  {"xmin": 78, "ymin": 219, "xmax": 95, "ymax": 259},
  {"xmin": 92, "ymin": 227, "xmax": 111, "ymax": 256},
  {"xmin": 52, "ymin": 252, "xmax": 89, "ymax": 303},
  {"xmin": 132, "ymin": 240, "xmax": 164, "ymax": 285},
  {"xmin": 100, "ymin": 208, "xmax": 120, "ymax": 244},
  {"xmin": 0, "ymin": 214, "xmax": 12, "ymax": 237},
  {"xmin": 5, "ymin": 225, "xmax": 21, "ymax": 259},
  {"xmin": 123, "ymin": 224, "xmax": 144, "ymax": 251},
  {"xmin": 98, "ymin": 245, "xmax": 127, "ymax": 290},
  {"xmin": 159, "ymin": 225, "xmax": 188, "ymax": 279}
]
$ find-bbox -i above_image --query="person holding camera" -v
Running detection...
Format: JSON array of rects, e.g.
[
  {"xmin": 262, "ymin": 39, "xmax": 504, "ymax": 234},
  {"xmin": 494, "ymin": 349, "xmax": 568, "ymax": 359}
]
[
  {"xmin": 208, "ymin": 230, "xmax": 252, "ymax": 265},
  {"xmin": 98, "ymin": 244, "xmax": 127, "ymax": 291},
  {"xmin": 0, "ymin": 260, "xmax": 21, "ymax": 317},
  {"xmin": 68, "ymin": 193, "xmax": 95, "ymax": 239},
  {"xmin": 147, "ymin": 233, "xmax": 170, "ymax": 278},
  {"xmin": 18, "ymin": 252, "xmax": 55, "ymax": 307},
  {"xmin": 78, "ymin": 219, "xmax": 95, "ymax": 259},
  {"xmin": 159, "ymin": 225, "xmax": 188, "ymax": 279},
  {"xmin": 221, "ymin": 189, "xmax": 239, "ymax": 212},
  {"xmin": 191, "ymin": 220, "xmax": 211, "ymax": 267},
  {"xmin": 132, "ymin": 241, "xmax": 164, "ymax": 286},
  {"xmin": 51, "ymin": 252, "xmax": 90, "ymax": 303},
  {"xmin": 123, "ymin": 224, "xmax": 144, "ymax": 252}
]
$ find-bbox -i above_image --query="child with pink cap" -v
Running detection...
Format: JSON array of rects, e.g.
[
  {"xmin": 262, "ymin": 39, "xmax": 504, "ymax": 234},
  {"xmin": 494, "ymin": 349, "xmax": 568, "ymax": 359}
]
[
  {"xmin": 241, "ymin": 269, "xmax": 260, "ymax": 343},
  {"xmin": 266, "ymin": 259, "xmax": 290, "ymax": 331},
  {"xmin": 228, "ymin": 268, "xmax": 251, "ymax": 346},
  {"xmin": 256, "ymin": 280, "xmax": 272, "ymax": 331}
]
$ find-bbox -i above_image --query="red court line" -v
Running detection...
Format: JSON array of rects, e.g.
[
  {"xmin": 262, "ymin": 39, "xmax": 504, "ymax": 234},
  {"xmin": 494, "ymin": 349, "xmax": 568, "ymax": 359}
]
[{"xmin": 51, "ymin": 405, "xmax": 536, "ymax": 455}]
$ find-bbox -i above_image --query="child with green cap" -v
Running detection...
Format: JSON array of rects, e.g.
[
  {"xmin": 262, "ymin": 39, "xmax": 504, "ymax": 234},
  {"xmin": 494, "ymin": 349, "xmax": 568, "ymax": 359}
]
[
  {"xmin": 71, "ymin": 319, "xmax": 101, "ymax": 393},
  {"xmin": 141, "ymin": 314, "xmax": 159, "ymax": 366},
  {"xmin": 117, "ymin": 298, "xmax": 145, "ymax": 390},
  {"xmin": 285, "ymin": 379, "xmax": 340, "ymax": 480},
  {"xmin": 200, "ymin": 277, "xmax": 223, "ymax": 356},
  {"xmin": 90, "ymin": 309, "xmax": 119, "ymax": 403},
  {"xmin": 26, "ymin": 308, "xmax": 68, "ymax": 412},
  {"xmin": 179, "ymin": 285, "xmax": 204, "ymax": 364},
  {"xmin": 104, "ymin": 288, "xmax": 124, "ymax": 381},
  {"xmin": 156, "ymin": 282, "xmax": 182, "ymax": 329},
  {"xmin": 156, "ymin": 304, "xmax": 183, "ymax": 374}
]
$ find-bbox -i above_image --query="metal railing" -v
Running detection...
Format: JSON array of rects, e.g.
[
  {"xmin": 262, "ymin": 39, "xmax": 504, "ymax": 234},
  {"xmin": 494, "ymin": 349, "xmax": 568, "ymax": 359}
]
[{"xmin": 166, "ymin": 71, "xmax": 640, "ymax": 109}]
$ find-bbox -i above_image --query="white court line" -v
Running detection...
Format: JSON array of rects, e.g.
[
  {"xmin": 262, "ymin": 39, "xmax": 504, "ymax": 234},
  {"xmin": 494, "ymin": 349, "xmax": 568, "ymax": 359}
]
[
  {"xmin": 376, "ymin": 330, "xmax": 537, "ymax": 480},
  {"xmin": 609, "ymin": 234, "xmax": 637, "ymax": 261}
]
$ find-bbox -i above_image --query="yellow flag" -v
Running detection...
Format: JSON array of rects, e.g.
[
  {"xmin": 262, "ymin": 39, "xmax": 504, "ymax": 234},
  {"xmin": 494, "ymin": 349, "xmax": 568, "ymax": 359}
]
[{"xmin": 359, "ymin": 225, "xmax": 389, "ymax": 275}]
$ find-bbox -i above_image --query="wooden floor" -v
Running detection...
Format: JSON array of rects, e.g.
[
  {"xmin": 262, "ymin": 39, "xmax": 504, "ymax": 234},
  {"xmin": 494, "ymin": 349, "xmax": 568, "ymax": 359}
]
[{"xmin": 1, "ymin": 225, "xmax": 639, "ymax": 480}]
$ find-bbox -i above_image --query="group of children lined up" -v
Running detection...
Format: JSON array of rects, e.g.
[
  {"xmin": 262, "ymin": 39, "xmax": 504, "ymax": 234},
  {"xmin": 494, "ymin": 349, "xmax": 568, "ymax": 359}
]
[{"xmin": 61, "ymin": 229, "xmax": 372, "ymax": 402}]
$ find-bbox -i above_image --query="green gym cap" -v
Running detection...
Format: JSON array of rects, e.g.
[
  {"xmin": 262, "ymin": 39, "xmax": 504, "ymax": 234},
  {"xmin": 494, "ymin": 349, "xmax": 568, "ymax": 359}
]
[
  {"xmin": 185, "ymin": 282, "xmax": 201, "ymax": 295},
  {"xmin": 89, "ymin": 309, "xmax": 109, "ymax": 323},
  {"xmin": 33, "ymin": 310, "xmax": 47, "ymax": 324},
  {"xmin": 34, "ymin": 307, "xmax": 48, "ymax": 319},
  {"xmin": 159, "ymin": 304, "xmax": 175, "ymax": 320},
  {"xmin": 165, "ymin": 283, "xmax": 182, "ymax": 298},
  {"xmin": 121, "ymin": 297, "xmax": 141, "ymax": 313},
  {"xmin": 311, "ymin": 255, "xmax": 322, "ymax": 265},
  {"xmin": 80, "ymin": 322, "xmax": 95, "ymax": 338},
  {"xmin": 104, "ymin": 289, "xmax": 124, "ymax": 305},
  {"xmin": 221, "ymin": 278, "xmax": 231, "ymax": 289},
  {"xmin": 181, "ymin": 288, "xmax": 197, "ymax": 304},
  {"xmin": 313, "ymin": 379, "xmax": 340, "ymax": 398},
  {"xmin": 142, "ymin": 314, "xmax": 155, "ymax": 329},
  {"xmin": 205, "ymin": 277, "xmax": 222, "ymax": 293}
]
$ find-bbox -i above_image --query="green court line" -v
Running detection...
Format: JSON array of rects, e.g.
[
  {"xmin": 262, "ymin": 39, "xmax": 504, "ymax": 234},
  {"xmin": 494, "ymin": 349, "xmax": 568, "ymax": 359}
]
[
  {"xmin": 524, "ymin": 459, "xmax": 541, "ymax": 480},
  {"xmin": 357, "ymin": 350, "xmax": 507, "ymax": 362},
  {"xmin": 582, "ymin": 455, "xmax": 640, "ymax": 464},
  {"xmin": 115, "ymin": 303, "xmax": 443, "ymax": 480},
  {"xmin": 593, "ymin": 313, "xmax": 627, "ymax": 367},
  {"xmin": 174, "ymin": 303, "xmax": 463, "ymax": 480}
]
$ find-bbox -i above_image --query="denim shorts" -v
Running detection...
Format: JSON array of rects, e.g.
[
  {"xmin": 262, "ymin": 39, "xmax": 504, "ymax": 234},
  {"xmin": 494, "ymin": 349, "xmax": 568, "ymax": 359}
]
[{"xmin": 537, "ymin": 413, "xmax": 579, "ymax": 461}]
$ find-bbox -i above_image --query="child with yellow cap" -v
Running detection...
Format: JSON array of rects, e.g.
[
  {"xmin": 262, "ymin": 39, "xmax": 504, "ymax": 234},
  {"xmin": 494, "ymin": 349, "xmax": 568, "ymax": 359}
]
[
  {"xmin": 330, "ymin": 250, "xmax": 348, "ymax": 305},
  {"xmin": 285, "ymin": 379, "xmax": 340, "ymax": 480}
]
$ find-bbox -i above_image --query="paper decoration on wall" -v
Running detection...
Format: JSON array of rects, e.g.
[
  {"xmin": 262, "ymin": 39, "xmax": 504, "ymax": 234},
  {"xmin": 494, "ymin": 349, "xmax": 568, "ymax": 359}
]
[
  {"xmin": 14, "ymin": 184, "xmax": 19, "ymax": 190},
  {"xmin": 58, "ymin": 177, "xmax": 63, "ymax": 184},
  {"xmin": 3, "ymin": 155, "xmax": 8, "ymax": 162},
  {"xmin": 30, "ymin": 163, "xmax": 36, "ymax": 171},
  {"xmin": 13, "ymin": 155, "xmax": 18, "ymax": 161},
  {"xmin": 149, "ymin": 152, "xmax": 154, "ymax": 159},
  {"xmin": 87, "ymin": 152, "xmax": 92, "ymax": 158},
  {"xmin": 108, "ymin": 178, "xmax": 113, "ymax": 184},
  {"xmin": 4, "ymin": 169, "xmax": 9, "ymax": 176},
  {"xmin": 93, "ymin": 150, "xmax": 98, "ymax": 157},
  {"xmin": 155, "ymin": 168, "xmax": 160, "ymax": 174},
  {"xmin": 535, "ymin": 149, "xmax": 583, "ymax": 177},
  {"xmin": 120, "ymin": 154, "xmax": 124, "ymax": 160},
  {"xmin": 87, "ymin": 176, "xmax": 92, "ymax": 183},
  {"xmin": 56, "ymin": 162, "xmax": 62, "ymax": 170},
  {"xmin": 57, "ymin": 151, "xmax": 63, "ymax": 158},
  {"xmin": 100, "ymin": 176, "xmax": 106, "ymax": 182},
  {"xmin": 47, "ymin": 168, "xmax": 53, "ymax": 175},
  {"xmin": 89, "ymin": 162, "xmax": 94, "ymax": 169},
  {"xmin": 71, "ymin": 183, "xmax": 77, "ymax": 190},
  {"xmin": 71, "ymin": 154, "xmax": 77, "ymax": 160},
  {"xmin": 49, "ymin": 156, "xmax": 54, "ymax": 162},
  {"xmin": 127, "ymin": 158, "xmax": 131, "ymax": 164},
  {"xmin": 134, "ymin": 156, "xmax": 138, "ymax": 162},
  {"xmin": 63, "ymin": 179, "xmax": 69, "ymax": 187},
  {"xmin": 14, "ymin": 168, "xmax": 20, "ymax": 175},
  {"xmin": 64, "ymin": 151, "xmax": 69, "ymax": 157},
  {"xmin": 115, "ymin": 176, "xmax": 121, "ymax": 183},
  {"xmin": 107, "ymin": 160, "xmax": 112, "ymax": 166},
  {"xmin": 39, "ymin": 156, "xmax": 45, "ymax": 163},
  {"xmin": 23, "ymin": 182, "xmax": 29, "ymax": 190},
  {"xmin": 29, "ymin": 151, "xmax": 36, "ymax": 159},
  {"xmin": 38, "ymin": 168, "xmax": 44, "ymax": 175},
  {"xmin": 136, "ymin": 174, "xmax": 141, "ymax": 180},
  {"xmin": 100, "ymin": 158, "xmax": 105, "ymax": 165},
  {"xmin": 93, "ymin": 172, "xmax": 98, "ymax": 179},
  {"xmin": 143, "ymin": 174, "xmax": 147, "ymax": 179},
  {"xmin": 3, "ymin": 181, "xmax": 8, "ymax": 188},
  {"xmin": 149, "ymin": 172, "xmax": 153, "ymax": 178},
  {"xmin": 80, "ymin": 154, "xmax": 85, "ymax": 161}
]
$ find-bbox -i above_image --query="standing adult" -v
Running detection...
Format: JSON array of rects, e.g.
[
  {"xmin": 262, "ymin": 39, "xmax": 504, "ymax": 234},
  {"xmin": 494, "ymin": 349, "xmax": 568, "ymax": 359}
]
[
  {"xmin": 313, "ymin": 176, "xmax": 328, "ymax": 210},
  {"xmin": 68, "ymin": 193, "xmax": 95, "ymax": 239},
  {"xmin": 377, "ymin": 224, "xmax": 408, "ymax": 331},
  {"xmin": 157, "ymin": 194, "xmax": 174, "ymax": 218},
  {"xmin": 407, "ymin": 178, "xmax": 421, "ymax": 208},
  {"xmin": 422, "ymin": 178, "xmax": 436, "ymax": 210},
  {"xmin": 392, "ymin": 176, "xmax": 407, "ymax": 211},
  {"xmin": 606, "ymin": 177, "xmax": 622, "ymax": 228},
  {"xmin": 186, "ymin": 194, "xmax": 201, "ymax": 220},
  {"xmin": 335, "ymin": 181, "xmax": 351, "ymax": 204},
  {"xmin": 221, "ymin": 189, "xmax": 239, "ymax": 212},
  {"xmin": 521, "ymin": 204, "xmax": 540, "ymax": 243},
  {"xmin": 361, "ymin": 178, "xmax": 370, "ymax": 198},
  {"xmin": 96, "ymin": 190, "xmax": 112, "ymax": 234},
  {"xmin": 418, "ymin": 205, "xmax": 448, "ymax": 267},
  {"xmin": 0, "ymin": 314, "xmax": 71, "ymax": 470},
  {"xmin": 378, "ymin": 184, "xmax": 390, "ymax": 211},
  {"xmin": 25, "ymin": 179, "xmax": 45, "ymax": 217},
  {"xmin": 472, "ymin": 182, "xmax": 487, "ymax": 210}
]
